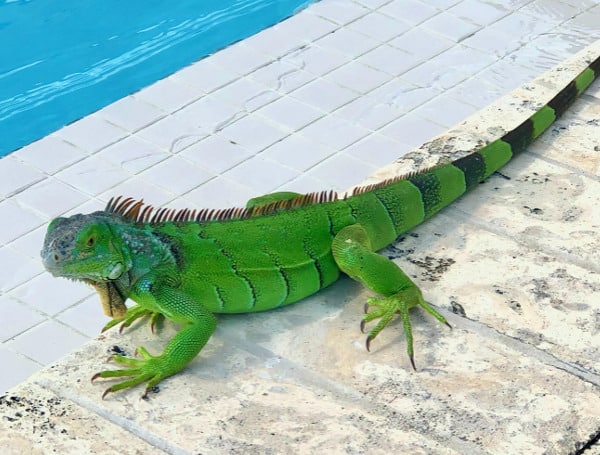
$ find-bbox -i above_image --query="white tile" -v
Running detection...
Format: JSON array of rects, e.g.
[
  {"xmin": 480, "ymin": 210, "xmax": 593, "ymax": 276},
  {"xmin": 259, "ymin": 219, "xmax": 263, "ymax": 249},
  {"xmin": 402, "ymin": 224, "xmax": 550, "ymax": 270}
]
[
  {"xmin": 242, "ymin": 22, "xmax": 309, "ymax": 58},
  {"xmin": 446, "ymin": 59, "xmax": 537, "ymax": 108},
  {"xmin": 209, "ymin": 42, "xmax": 274, "ymax": 76},
  {"xmin": 256, "ymin": 96, "xmax": 325, "ymax": 132},
  {"xmin": 325, "ymin": 61, "xmax": 392, "ymax": 93},
  {"xmin": 7, "ymin": 320, "xmax": 89, "ymax": 365},
  {"xmin": 388, "ymin": 27, "xmax": 453, "ymax": 59},
  {"xmin": 171, "ymin": 59, "xmax": 239, "ymax": 94},
  {"xmin": 139, "ymin": 156, "xmax": 213, "ymax": 195},
  {"xmin": 299, "ymin": 116, "xmax": 370, "ymax": 150},
  {"xmin": 184, "ymin": 177, "xmax": 255, "ymax": 209},
  {"xmin": 380, "ymin": 0, "xmax": 440, "ymax": 24},
  {"xmin": 0, "ymin": 157, "xmax": 45, "ymax": 199},
  {"xmin": 261, "ymin": 134, "xmax": 335, "ymax": 172},
  {"xmin": 335, "ymin": 95, "xmax": 399, "ymax": 131},
  {"xmin": 275, "ymin": 8, "xmax": 339, "ymax": 41},
  {"xmin": 100, "ymin": 178, "xmax": 176, "ymax": 208},
  {"xmin": 291, "ymin": 78, "xmax": 357, "ymax": 111},
  {"xmin": 0, "ymin": 247, "xmax": 42, "ymax": 293},
  {"xmin": 507, "ymin": 34, "xmax": 591, "ymax": 73},
  {"xmin": 462, "ymin": 12, "xmax": 554, "ymax": 57},
  {"xmin": 212, "ymin": 78, "xmax": 279, "ymax": 112},
  {"xmin": 0, "ymin": 200, "xmax": 44, "ymax": 245},
  {"xmin": 0, "ymin": 295, "xmax": 45, "ymax": 342},
  {"xmin": 449, "ymin": 0, "xmax": 510, "ymax": 25},
  {"xmin": 275, "ymin": 173, "xmax": 332, "ymax": 194},
  {"xmin": 520, "ymin": 0, "xmax": 580, "ymax": 25},
  {"xmin": 55, "ymin": 155, "xmax": 132, "ymax": 196},
  {"xmin": 353, "ymin": 0, "xmax": 394, "ymax": 8},
  {"xmin": 345, "ymin": 133, "xmax": 412, "ymax": 168},
  {"xmin": 135, "ymin": 77, "xmax": 202, "ymax": 112},
  {"xmin": 95, "ymin": 135, "xmax": 170, "ymax": 174},
  {"xmin": 348, "ymin": 11, "xmax": 411, "ymax": 42},
  {"xmin": 14, "ymin": 136, "xmax": 86, "ymax": 175},
  {"xmin": 422, "ymin": 11, "xmax": 481, "ymax": 42},
  {"xmin": 380, "ymin": 113, "xmax": 446, "ymax": 148},
  {"xmin": 176, "ymin": 95, "xmax": 244, "ymax": 134},
  {"xmin": 564, "ymin": 5, "xmax": 600, "ymax": 32},
  {"xmin": 136, "ymin": 114, "xmax": 208, "ymax": 152},
  {"xmin": 0, "ymin": 347, "xmax": 41, "ymax": 392},
  {"xmin": 98, "ymin": 96, "xmax": 165, "ymax": 132},
  {"xmin": 335, "ymin": 79, "xmax": 440, "ymax": 130},
  {"xmin": 316, "ymin": 27, "xmax": 379, "ymax": 58},
  {"xmin": 63, "ymin": 199, "xmax": 105, "ymax": 217},
  {"xmin": 55, "ymin": 115, "xmax": 128, "ymax": 153},
  {"xmin": 9, "ymin": 226, "xmax": 48, "ymax": 261},
  {"xmin": 359, "ymin": 44, "xmax": 421, "ymax": 76},
  {"xmin": 249, "ymin": 60, "xmax": 315, "ymax": 94},
  {"xmin": 224, "ymin": 156, "xmax": 300, "ymax": 193},
  {"xmin": 425, "ymin": 0, "xmax": 461, "ymax": 7},
  {"xmin": 57, "ymin": 294, "xmax": 110, "ymax": 338},
  {"xmin": 308, "ymin": 153, "xmax": 378, "ymax": 191},
  {"xmin": 15, "ymin": 179, "xmax": 88, "ymax": 219},
  {"xmin": 12, "ymin": 272, "xmax": 94, "ymax": 317},
  {"xmin": 219, "ymin": 116, "xmax": 289, "ymax": 153},
  {"xmin": 558, "ymin": 0, "xmax": 598, "ymax": 8},
  {"xmin": 412, "ymin": 94, "xmax": 478, "ymax": 128},
  {"xmin": 179, "ymin": 134, "xmax": 252, "ymax": 174},
  {"xmin": 402, "ymin": 45, "xmax": 496, "ymax": 90},
  {"xmin": 286, "ymin": 45, "xmax": 348, "ymax": 76},
  {"xmin": 307, "ymin": 0, "xmax": 370, "ymax": 25}
]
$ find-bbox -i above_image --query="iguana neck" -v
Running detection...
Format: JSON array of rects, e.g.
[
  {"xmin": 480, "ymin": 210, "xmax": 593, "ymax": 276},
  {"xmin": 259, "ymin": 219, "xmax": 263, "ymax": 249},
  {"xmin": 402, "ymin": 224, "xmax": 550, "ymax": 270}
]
[{"xmin": 108, "ymin": 222, "xmax": 178, "ymax": 289}]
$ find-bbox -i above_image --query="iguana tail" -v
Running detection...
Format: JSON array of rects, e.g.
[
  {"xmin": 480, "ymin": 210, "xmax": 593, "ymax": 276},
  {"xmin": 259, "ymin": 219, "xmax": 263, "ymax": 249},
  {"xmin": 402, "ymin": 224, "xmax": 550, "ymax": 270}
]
[
  {"xmin": 451, "ymin": 55, "xmax": 600, "ymax": 190},
  {"xmin": 347, "ymin": 54, "xmax": 600, "ymax": 250}
]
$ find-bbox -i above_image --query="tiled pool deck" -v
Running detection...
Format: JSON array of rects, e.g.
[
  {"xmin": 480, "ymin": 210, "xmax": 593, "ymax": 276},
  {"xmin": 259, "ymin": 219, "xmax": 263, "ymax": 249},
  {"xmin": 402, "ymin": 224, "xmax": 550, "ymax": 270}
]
[{"xmin": 1, "ymin": 0, "xmax": 600, "ymax": 452}]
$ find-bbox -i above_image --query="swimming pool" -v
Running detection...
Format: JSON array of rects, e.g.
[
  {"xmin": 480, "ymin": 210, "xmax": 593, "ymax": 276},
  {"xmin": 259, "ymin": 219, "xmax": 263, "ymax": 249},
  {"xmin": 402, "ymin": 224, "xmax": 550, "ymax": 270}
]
[{"xmin": 0, "ymin": 0, "xmax": 315, "ymax": 157}]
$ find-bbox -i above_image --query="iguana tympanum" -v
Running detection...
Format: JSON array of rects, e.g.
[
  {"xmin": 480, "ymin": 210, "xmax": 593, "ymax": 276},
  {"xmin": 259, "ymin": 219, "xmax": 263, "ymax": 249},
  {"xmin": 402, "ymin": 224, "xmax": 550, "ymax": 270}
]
[{"xmin": 41, "ymin": 55, "xmax": 599, "ymax": 399}]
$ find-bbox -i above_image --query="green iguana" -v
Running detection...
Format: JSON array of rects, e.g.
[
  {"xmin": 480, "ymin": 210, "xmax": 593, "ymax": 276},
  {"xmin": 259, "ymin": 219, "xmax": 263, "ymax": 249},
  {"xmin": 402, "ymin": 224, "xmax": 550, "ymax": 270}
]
[{"xmin": 41, "ymin": 55, "xmax": 600, "ymax": 399}]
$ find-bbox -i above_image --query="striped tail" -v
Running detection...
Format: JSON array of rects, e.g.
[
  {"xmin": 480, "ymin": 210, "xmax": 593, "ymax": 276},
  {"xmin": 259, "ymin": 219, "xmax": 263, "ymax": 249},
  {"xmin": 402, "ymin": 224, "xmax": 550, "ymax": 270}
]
[
  {"xmin": 452, "ymin": 54, "xmax": 600, "ymax": 191},
  {"xmin": 348, "ymin": 53, "xmax": 600, "ymax": 250}
]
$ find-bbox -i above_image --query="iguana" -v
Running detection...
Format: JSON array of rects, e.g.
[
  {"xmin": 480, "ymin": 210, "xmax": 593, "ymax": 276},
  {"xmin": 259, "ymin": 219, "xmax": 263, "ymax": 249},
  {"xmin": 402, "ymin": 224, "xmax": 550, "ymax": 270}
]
[{"xmin": 41, "ymin": 55, "xmax": 600, "ymax": 399}]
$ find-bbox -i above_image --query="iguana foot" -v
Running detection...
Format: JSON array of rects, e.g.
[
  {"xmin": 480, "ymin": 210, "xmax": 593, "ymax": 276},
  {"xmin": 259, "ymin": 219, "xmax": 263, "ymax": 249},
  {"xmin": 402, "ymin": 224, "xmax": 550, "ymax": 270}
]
[
  {"xmin": 102, "ymin": 305, "xmax": 164, "ymax": 334},
  {"xmin": 360, "ymin": 286, "xmax": 450, "ymax": 370},
  {"xmin": 91, "ymin": 347, "xmax": 172, "ymax": 399}
]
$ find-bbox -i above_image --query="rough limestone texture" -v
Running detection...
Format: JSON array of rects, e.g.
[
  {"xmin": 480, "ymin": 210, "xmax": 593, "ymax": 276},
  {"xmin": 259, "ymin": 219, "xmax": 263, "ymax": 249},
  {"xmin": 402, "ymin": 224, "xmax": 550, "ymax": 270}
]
[{"xmin": 2, "ymin": 41, "xmax": 600, "ymax": 455}]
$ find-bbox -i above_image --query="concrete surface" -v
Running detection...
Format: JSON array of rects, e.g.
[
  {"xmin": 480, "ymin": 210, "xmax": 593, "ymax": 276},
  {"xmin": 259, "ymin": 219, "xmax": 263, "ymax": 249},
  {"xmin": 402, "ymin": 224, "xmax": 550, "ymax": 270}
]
[{"xmin": 1, "ymin": 33, "xmax": 599, "ymax": 455}]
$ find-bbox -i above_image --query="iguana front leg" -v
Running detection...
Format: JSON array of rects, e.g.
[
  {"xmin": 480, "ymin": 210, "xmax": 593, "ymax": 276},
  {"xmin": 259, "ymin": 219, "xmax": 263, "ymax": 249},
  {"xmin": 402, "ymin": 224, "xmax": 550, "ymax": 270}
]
[
  {"xmin": 331, "ymin": 224, "xmax": 450, "ymax": 369},
  {"xmin": 92, "ymin": 275, "xmax": 216, "ymax": 398}
]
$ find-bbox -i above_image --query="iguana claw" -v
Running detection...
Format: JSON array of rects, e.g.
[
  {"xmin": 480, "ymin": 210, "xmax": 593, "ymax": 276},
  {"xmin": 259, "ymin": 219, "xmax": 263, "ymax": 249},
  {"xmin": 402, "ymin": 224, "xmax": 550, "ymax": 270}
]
[
  {"xmin": 361, "ymin": 287, "xmax": 449, "ymax": 369},
  {"xmin": 101, "ymin": 305, "xmax": 162, "ymax": 334},
  {"xmin": 91, "ymin": 347, "xmax": 170, "ymax": 399}
]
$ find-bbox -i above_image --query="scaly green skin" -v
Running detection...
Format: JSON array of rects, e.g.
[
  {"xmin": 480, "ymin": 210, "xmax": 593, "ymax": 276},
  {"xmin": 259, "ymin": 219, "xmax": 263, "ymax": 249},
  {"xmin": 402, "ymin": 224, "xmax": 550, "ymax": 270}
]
[{"xmin": 41, "ymin": 56, "xmax": 599, "ymax": 398}]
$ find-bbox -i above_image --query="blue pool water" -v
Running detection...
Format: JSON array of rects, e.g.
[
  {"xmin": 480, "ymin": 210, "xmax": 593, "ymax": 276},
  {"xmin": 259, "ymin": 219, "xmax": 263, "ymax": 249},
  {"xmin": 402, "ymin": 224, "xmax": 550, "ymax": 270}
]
[{"xmin": 0, "ymin": 0, "xmax": 314, "ymax": 157}]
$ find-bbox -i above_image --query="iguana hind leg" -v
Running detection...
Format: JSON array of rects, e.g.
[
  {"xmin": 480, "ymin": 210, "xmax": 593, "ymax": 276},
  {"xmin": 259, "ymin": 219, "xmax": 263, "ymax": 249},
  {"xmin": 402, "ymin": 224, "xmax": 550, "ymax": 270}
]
[{"xmin": 331, "ymin": 224, "xmax": 450, "ymax": 369}]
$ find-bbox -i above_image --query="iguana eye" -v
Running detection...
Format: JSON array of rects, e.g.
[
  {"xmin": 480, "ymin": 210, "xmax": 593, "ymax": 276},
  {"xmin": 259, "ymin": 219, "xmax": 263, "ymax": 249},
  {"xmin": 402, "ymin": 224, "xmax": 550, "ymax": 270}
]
[{"xmin": 87, "ymin": 236, "xmax": 95, "ymax": 247}]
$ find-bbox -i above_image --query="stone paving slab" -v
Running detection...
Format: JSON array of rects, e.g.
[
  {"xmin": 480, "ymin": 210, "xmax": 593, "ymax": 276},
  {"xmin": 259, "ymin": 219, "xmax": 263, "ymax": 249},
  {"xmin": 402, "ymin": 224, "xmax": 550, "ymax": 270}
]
[{"xmin": 0, "ymin": 383, "xmax": 163, "ymax": 455}]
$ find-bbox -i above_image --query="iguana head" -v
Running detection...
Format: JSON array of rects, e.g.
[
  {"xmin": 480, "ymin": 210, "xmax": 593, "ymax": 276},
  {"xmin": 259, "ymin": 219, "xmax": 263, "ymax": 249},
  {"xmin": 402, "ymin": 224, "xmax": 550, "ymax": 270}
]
[{"xmin": 41, "ymin": 212, "xmax": 131, "ymax": 282}]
